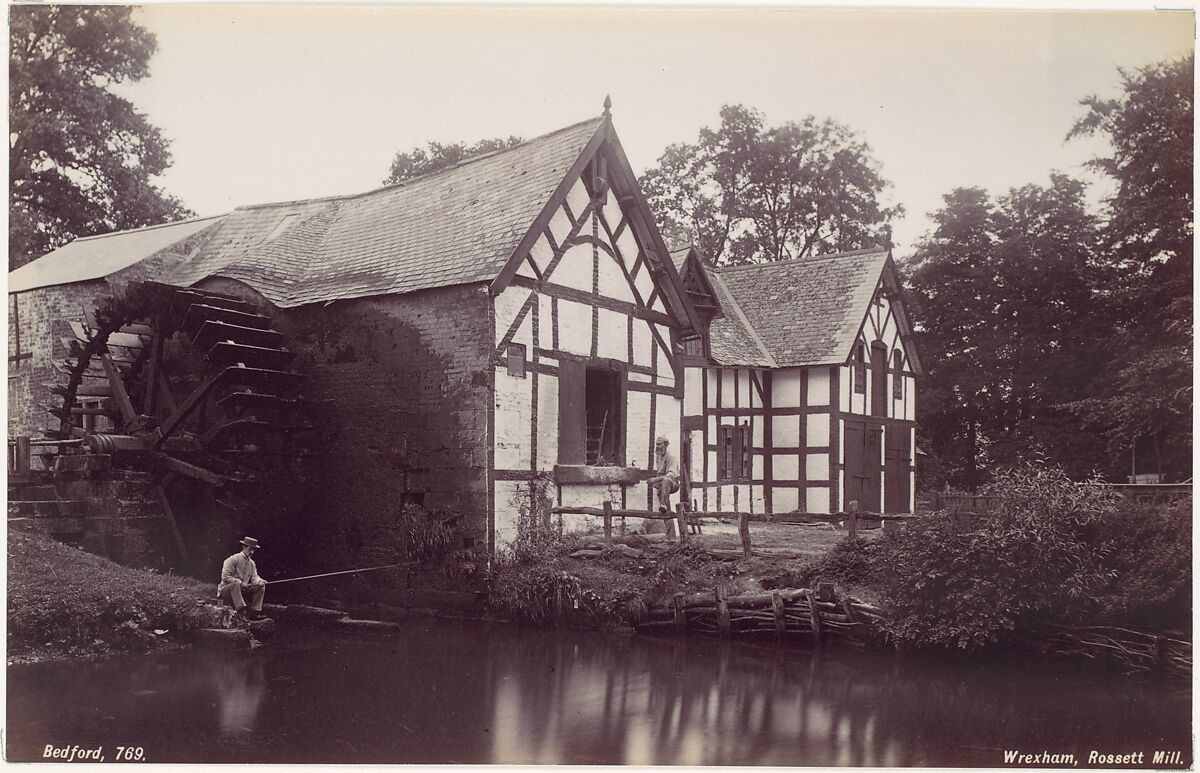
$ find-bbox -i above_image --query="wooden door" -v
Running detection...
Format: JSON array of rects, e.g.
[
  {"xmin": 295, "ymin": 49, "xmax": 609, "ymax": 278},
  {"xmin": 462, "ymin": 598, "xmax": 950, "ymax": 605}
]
[
  {"xmin": 884, "ymin": 424, "xmax": 912, "ymax": 513},
  {"xmin": 844, "ymin": 420, "xmax": 865, "ymax": 510},
  {"xmin": 863, "ymin": 424, "xmax": 882, "ymax": 512}
]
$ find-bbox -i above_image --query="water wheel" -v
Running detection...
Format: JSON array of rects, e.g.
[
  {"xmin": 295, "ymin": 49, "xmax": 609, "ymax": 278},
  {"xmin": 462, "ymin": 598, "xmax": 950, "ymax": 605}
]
[{"xmin": 44, "ymin": 280, "xmax": 328, "ymax": 568}]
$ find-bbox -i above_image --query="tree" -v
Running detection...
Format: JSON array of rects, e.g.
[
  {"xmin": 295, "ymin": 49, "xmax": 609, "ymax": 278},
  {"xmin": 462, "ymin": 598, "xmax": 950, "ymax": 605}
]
[
  {"xmin": 642, "ymin": 105, "xmax": 900, "ymax": 266},
  {"xmin": 9, "ymin": 6, "xmax": 190, "ymax": 270},
  {"xmin": 1064, "ymin": 55, "xmax": 1193, "ymax": 481},
  {"xmin": 383, "ymin": 136, "xmax": 523, "ymax": 185},
  {"xmin": 906, "ymin": 176, "xmax": 1109, "ymax": 488}
]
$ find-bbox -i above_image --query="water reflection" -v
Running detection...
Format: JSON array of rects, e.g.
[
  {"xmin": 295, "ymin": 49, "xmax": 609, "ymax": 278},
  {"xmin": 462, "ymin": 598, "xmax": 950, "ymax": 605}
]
[
  {"xmin": 213, "ymin": 659, "xmax": 266, "ymax": 737},
  {"xmin": 6, "ymin": 620, "xmax": 1191, "ymax": 765}
]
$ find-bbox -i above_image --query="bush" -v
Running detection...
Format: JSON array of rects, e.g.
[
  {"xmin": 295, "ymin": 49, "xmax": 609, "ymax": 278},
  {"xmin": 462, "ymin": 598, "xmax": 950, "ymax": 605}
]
[
  {"xmin": 1093, "ymin": 497, "xmax": 1191, "ymax": 628},
  {"xmin": 790, "ymin": 536, "xmax": 884, "ymax": 588},
  {"xmin": 874, "ymin": 462, "xmax": 1118, "ymax": 649}
]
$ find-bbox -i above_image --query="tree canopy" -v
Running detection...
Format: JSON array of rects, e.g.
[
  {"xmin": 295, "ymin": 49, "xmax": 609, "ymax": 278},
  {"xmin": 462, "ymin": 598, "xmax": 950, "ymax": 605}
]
[
  {"xmin": 641, "ymin": 104, "xmax": 900, "ymax": 266},
  {"xmin": 907, "ymin": 176, "xmax": 1110, "ymax": 488},
  {"xmin": 909, "ymin": 53, "xmax": 1193, "ymax": 487},
  {"xmin": 1062, "ymin": 54, "xmax": 1193, "ymax": 479},
  {"xmin": 383, "ymin": 136, "xmax": 523, "ymax": 186},
  {"xmin": 9, "ymin": 6, "xmax": 190, "ymax": 270}
]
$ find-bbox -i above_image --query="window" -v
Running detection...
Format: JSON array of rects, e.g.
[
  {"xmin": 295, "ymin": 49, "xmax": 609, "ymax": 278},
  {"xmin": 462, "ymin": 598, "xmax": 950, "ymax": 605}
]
[
  {"xmin": 506, "ymin": 343, "xmax": 526, "ymax": 378},
  {"xmin": 852, "ymin": 344, "xmax": 866, "ymax": 394},
  {"xmin": 682, "ymin": 335, "xmax": 706, "ymax": 358},
  {"xmin": 557, "ymin": 361, "xmax": 623, "ymax": 466},
  {"xmin": 717, "ymin": 423, "xmax": 751, "ymax": 481},
  {"xmin": 892, "ymin": 350, "xmax": 904, "ymax": 399}
]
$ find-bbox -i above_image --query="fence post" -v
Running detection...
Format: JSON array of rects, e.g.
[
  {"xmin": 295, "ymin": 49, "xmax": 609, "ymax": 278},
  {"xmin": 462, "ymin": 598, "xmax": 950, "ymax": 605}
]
[
  {"xmin": 771, "ymin": 590, "xmax": 786, "ymax": 638},
  {"xmin": 805, "ymin": 589, "xmax": 822, "ymax": 643},
  {"xmin": 15, "ymin": 436, "xmax": 31, "ymax": 476},
  {"xmin": 848, "ymin": 500, "xmax": 859, "ymax": 539},
  {"xmin": 675, "ymin": 503, "xmax": 688, "ymax": 545},
  {"xmin": 602, "ymin": 501, "xmax": 613, "ymax": 548},
  {"xmin": 715, "ymin": 585, "xmax": 731, "ymax": 637},
  {"xmin": 817, "ymin": 581, "xmax": 834, "ymax": 603},
  {"xmin": 673, "ymin": 592, "xmax": 687, "ymax": 633},
  {"xmin": 738, "ymin": 512, "xmax": 751, "ymax": 559}
]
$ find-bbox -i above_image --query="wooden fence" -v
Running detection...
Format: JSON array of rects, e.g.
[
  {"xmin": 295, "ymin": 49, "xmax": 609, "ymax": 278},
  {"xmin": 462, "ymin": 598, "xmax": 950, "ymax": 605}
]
[
  {"xmin": 548, "ymin": 500, "xmax": 922, "ymax": 559},
  {"xmin": 634, "ymin": 581, "xmax": 883, "ymax": 644}
]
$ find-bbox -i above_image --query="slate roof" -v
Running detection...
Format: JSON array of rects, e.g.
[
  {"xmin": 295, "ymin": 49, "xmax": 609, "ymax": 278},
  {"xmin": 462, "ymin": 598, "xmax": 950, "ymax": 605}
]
[
  {"xmin": 8, "ymin": 216, "xmax": 225, "ymax": 293},
  {"xmin": 165, "ymin": 117, "xmax": 605, "ymax": 307},
  {"xmin": 710, "ymin": 247, "xmax": 890, "ymax": 368},
  {"xmin": 707, "ymin": 272, "xmax": 775, "ymax": 367}
]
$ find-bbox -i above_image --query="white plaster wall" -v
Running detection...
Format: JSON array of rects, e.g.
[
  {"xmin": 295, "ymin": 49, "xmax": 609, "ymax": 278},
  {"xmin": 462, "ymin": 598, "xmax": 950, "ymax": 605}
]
[
  {"xmin": 557, "ymin": 300, "xmax": 592, "ymax": 356},
  {"xmin": 720, "ymin": 370, "xmax": 736, "ymax": 408},
  {"xmin": 597, "ymin": 253, "xmax": 633, "ymax": 302},
  {"xmin": 773, "ymin": 488, "xmax": 799, "ymax": 512},
  {"xmin": 538, "ymin": 294, "xmax": 554, "ymax": 348},
  {"xmin": 547, "ymin": 205, "xmax": 573, "ymax": 246},
  {"xmin": 596, "ymin": 307, "xmax": 627, "ymax": 361},
  {"xmin": 632, "ymin": 264, "xmax": 655, "ymax": 306},
  {"xmin": 774, "ymin": 454, "xmax": 799, "ymax": 481},
  {"xmin": 773, "ymin": 415, "xmax": 800, "ymax": 447},
  {"xmin": 553, "ymin": 243, "xmax": 594, "ymax": 293},
  {"xmin": 536, "ymin": 374, "xmax": 559, "ymax": 468},
  {"xmin": 807, "ymin": 368, "xmax": 830, "ymax": 406},
  {"xmin": 494, "ymin": 287, "xmax": 530, "ymax": 346},
  {"xmin": 625, "ymin": 389, "xmax": 653, "ymax": 470},
  {"xmin": 684, "ymin": 367, "xmax": 703, "ymax": 416},
  {"xmin": 806, "ymin": 413, "xmax": 830, "ymax": 448},
  {"xmin": 565, "ymin": 179, "xmax": 591, "ymax": 220},
  {"xmin": 529, "ymin": 233, "xmax": 555, "ymax": 275},
  {"xmin": 773, "ymin": 369, "xmax": 802, "ymax": 408},
  {"xmin": 632, "ymin": 319, "xmax": 653, "ymax": 368},
  {"xmin": 806, "ymin": 488, "xmax": 830, "ymax": 514},
  {"xmin": 494, "ymin": 371, "xmax": 532, "ymax": 470},
  {"xmin": 806, "ymin": 453, "xmax": 829, "ymax": 481}
]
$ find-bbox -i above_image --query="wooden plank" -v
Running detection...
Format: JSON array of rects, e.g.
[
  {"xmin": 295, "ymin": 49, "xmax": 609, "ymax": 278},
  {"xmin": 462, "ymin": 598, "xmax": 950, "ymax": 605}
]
[
  {"xmin": 602, "ymin": 501, "xmax": 613, "ymax": 548},
  {"xmin": 557, "ymin": 359, "xmax": 587, "ymax": 465},
  {"xmin": 676, "ymin": 503, "xmax": 688, "ymax": 545},
  {"xmin": 99, "ymin": 354, "xmax": 139, "ymax": 428},
  {"xmin": 152, "ymin": 452, "xmax": 228, "ymax": 487},
  {"xmin": 673, "ymin": 592, "xmax": 687, "ymax": 632},
  {"xmin": 738, "ymin": 512, "xmax": 751, "ymax": 559}
]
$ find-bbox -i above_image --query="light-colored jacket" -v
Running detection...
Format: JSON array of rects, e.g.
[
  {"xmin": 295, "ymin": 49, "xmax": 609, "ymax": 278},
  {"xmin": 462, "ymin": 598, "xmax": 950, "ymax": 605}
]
[{"xmin": 218, "ymin": 551, "xmax": 263, "ymax": 595}]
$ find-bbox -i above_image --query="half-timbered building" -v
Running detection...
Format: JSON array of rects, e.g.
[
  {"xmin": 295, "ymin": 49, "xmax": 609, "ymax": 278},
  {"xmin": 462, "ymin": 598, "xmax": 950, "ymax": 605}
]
[
  {"xmin": 677, "ymin": 247, "xmax": 923, "ymax": 515},
  {"xmin": 8, "ymin": 108, "xmax": 701, "ymax": 567}
]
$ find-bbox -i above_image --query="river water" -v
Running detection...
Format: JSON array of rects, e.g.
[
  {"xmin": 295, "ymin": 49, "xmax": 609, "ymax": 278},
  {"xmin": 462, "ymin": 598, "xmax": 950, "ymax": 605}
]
[{"xmin": 6, "ymin": 618, "xmax": 1191, "ymax": 766}]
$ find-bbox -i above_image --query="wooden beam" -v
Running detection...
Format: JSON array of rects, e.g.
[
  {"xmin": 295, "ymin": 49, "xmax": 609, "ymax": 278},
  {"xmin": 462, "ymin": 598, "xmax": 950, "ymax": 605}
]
[
  {"xmin": 152, "ymin": 452, "xmax": 228, "ymax": 487},
  {"xmin": 99, "ymin": 353, "xmax": 139, "ymax": 429},
  {"xmin": 155, "ymin": 483, "xmax": 191, "ymax": 564}
]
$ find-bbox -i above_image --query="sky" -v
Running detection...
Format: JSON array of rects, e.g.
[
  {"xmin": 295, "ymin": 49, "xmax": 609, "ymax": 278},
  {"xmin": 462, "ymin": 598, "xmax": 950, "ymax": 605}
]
[{"xmin": 117, "ymin": 4, "xmax": 1195, "ymax": 259}]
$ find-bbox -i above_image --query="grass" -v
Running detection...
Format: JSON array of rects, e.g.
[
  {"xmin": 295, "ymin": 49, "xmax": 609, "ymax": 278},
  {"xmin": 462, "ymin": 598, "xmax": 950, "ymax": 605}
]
[{"xmin": 7, "ymin": 530, "xmax": 226, "ymax": 663}]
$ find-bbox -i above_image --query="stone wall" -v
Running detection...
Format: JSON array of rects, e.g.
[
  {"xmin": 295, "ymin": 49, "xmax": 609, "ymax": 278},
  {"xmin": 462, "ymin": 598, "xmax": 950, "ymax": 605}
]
[
  {"xmin": 8, "ymin": 281, "xmax": 110, "ymax": 440},
  {"xmin": 196, "ymin": 278, "xmax": 493, "ymax": 572}
]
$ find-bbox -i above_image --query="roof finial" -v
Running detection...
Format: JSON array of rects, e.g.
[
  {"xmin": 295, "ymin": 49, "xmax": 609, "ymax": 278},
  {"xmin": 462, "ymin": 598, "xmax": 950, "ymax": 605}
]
[{"xmin": 603, "ymin": 94, "xmax": 612, "ymax": 116}]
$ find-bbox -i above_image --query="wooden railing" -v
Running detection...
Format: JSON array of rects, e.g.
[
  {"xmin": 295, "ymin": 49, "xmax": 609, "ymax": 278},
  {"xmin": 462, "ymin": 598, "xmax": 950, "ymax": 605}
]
[{"xmin": 548, "ymin": 500, "xmax": 923, "ymax": 558}]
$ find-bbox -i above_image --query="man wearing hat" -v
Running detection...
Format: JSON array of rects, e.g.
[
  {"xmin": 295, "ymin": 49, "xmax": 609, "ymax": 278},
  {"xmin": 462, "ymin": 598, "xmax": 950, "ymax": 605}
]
[
  {"xmin": 646, "ymin": 436, "xmax": 680, "ymax": 536},
  {"xmin": 218, "ymin": 537, "xmax": 268, "ymax": 620}
]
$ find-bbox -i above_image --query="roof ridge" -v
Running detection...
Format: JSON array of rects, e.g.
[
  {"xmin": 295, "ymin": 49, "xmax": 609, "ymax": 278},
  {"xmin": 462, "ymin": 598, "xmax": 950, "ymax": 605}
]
[
  {"xmin": 710, "ymin": 272, "xmax": 778, "ymax": 368},
  {"xmin": 714, "ymin": 245, "xmax": 888, "ymax": 274},
  {"xmin": 234, "ymin": 114, "xmax": 606, "ymax": 214},
  {"xmin": 70, "ymin": 214, "xmax": 227, "ymax": 243}
]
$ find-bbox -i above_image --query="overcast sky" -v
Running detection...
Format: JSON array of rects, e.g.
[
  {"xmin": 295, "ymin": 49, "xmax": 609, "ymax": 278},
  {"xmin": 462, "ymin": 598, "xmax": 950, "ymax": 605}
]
[{"xmin": 118, "ymin": 5, "xmax": 1194, "ymax": 259}]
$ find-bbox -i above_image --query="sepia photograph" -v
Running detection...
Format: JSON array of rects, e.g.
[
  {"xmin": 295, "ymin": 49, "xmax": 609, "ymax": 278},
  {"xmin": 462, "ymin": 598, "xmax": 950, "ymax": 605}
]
[{"xmin": 5, "ymin": 2, "xmax": 1194, "ymax": 766}]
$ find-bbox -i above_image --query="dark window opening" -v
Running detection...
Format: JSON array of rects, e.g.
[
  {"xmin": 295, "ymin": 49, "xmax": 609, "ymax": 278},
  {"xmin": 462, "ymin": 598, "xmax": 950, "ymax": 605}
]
[
  {"xmin": 506, "ymin": 343, "xmax": 526, "ymax": 377},
  {"xmin": 401, "ymin": 491, "xmax": 426, "ymax": 508},
  {"xmin": 683, "ymin": 336, "xmax": 706, "ymax": 357},
  {"xmin": 585, "ymin": 368, "xmax": 622, "ymax": 465},
  {"xmin": 871, "ymin": 342, "xmax": 888, "ymax": 417},
  {"xmin": 852, "ymin": 344, "xmax": 866, "ymax": 394},
  {"xmin": 717, "ymin": 423, "xmax": 751, "ymax": 481},
  {"xmin": 892, "ymin": 350, "xmax": 904, "ymax": 400}
]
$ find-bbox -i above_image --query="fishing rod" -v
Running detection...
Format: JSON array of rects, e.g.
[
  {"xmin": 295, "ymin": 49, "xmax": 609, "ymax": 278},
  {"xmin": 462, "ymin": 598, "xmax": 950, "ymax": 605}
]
[{"xmin": 267, "ymin": 562, "xmax": 409, "ymax": 586}]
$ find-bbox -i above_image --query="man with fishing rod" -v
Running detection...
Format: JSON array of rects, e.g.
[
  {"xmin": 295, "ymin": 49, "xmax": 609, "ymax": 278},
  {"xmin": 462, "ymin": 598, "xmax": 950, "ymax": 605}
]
[{"xmin": 218, "ymin": 537, "xmax": 268, "ymax": 620}]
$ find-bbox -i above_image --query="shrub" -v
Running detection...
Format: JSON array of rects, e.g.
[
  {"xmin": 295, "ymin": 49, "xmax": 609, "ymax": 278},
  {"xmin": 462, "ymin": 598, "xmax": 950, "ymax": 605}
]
[
  {"xmin": 874, "ymin": 461, "xmax": 1118, "ymax": 649},
  {"xmin": 791, "ymin": 536, "xmax": 884, "ymax": 588},
  {"xmin": 1093, "ymin": 497, "xmax": 1191, "ymax": 628}
]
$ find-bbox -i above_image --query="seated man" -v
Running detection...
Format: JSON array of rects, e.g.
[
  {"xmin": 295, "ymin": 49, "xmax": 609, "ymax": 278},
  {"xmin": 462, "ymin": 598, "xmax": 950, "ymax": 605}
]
[
  {"xmin": 218, "ymin": 536, "xmax": 268, "ymax": 620},
  {"xmin": 645, "ymin": 436, "xmax": 680, "ymax": 537}
]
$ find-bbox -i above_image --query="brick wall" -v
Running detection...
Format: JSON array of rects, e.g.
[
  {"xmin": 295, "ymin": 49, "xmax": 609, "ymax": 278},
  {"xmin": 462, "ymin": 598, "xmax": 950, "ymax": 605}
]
[{"xmin": 197, "ymin": 278, "xmax": 493, "ymax": 573}]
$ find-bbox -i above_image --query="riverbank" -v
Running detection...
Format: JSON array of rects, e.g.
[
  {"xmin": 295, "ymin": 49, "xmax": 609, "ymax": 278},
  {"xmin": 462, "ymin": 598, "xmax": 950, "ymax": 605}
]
[{"xmin": 6, "ymin": 530, "xmax": 225, "ymax": 664}]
